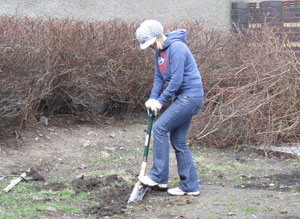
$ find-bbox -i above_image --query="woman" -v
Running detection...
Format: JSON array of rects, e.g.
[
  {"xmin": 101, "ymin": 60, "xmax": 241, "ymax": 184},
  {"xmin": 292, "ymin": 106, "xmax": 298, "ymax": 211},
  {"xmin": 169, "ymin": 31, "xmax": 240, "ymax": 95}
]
[{"xmin": 136, "ymin": 20, "xmax": 204, "ymax": 196}]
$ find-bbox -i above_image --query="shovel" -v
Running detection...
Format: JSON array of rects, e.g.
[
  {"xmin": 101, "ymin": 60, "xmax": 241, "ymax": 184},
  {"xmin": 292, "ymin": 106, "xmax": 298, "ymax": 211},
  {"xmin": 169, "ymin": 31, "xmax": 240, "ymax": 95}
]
[{"xmin": 128, "ymin": 109, "xmax": 154, "ymax": 203}]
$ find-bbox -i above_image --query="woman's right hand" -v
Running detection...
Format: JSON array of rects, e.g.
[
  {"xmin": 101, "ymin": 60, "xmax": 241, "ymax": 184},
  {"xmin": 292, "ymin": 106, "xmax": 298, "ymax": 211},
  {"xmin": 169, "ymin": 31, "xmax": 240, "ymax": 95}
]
[{"xmin": 145, "ymin": 99, "xmax": 156, "ymax": 109}]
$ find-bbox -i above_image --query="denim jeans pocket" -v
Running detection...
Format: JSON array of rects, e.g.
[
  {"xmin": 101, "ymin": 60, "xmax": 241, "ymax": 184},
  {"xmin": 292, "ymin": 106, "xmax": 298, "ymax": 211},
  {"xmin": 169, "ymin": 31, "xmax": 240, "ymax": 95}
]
[
  {"xmin": 171, "ymin": 96, "xmax": 204, "ymax": 117},
  {"xmin": 177, "ymin": 96, "xmax": 204, "ymax": 116},
  {"xmin": 177, "ymin": 96, "xmax": 189, "ymax": 103}
]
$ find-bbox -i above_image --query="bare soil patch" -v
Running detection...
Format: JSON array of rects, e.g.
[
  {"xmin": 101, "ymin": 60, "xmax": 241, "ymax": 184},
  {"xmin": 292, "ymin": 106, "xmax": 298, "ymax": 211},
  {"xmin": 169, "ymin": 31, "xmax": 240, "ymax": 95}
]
[{"xmin": 1, "ymin": 116, "xmax": 300, "ymax": 218}]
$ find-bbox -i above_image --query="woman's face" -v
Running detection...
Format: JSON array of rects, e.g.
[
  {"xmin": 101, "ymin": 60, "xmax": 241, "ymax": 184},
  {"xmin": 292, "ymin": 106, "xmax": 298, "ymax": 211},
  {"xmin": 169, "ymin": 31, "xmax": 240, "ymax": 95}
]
[{"xmin": 149, "ymin": 43, "xmax": 157, "ymax": 50}]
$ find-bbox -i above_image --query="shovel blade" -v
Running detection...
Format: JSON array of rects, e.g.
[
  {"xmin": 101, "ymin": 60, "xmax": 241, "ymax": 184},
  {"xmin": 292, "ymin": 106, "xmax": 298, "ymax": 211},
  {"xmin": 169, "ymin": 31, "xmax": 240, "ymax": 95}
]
[{"xmin": 128, "ymin": 181, "xmax": 148, "ymax": 203}]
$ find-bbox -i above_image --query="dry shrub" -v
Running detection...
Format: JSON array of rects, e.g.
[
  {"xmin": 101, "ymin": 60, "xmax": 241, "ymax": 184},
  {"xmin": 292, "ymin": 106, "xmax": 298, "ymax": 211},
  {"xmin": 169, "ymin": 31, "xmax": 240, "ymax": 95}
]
[
  {"xmin": 191, "ymin": 23, "xmax": 300, "ymax": 148},
  {"xmin": 0, "ymin": 17, "xmax": 220, "ymax": 130},
  {"xmin": 1, "ymin": 16, "xmax": 300, "ymax": 148},
  {"xmin": 0, "ymin": 16, "xmax": 154, "ymax": 129}
]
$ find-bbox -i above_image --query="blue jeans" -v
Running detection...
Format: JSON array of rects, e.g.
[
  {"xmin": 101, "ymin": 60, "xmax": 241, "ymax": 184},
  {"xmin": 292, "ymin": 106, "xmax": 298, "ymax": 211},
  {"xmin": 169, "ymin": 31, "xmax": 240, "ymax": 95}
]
[{"xmin": 147, "ymin": 96, "xmax": 204, "ymax": 192}]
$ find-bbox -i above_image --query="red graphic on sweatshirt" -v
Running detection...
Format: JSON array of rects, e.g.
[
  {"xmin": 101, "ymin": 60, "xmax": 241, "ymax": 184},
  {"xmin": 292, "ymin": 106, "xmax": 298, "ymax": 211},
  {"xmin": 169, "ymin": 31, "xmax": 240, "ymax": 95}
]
[{"xmin": 158, "ymin": 51, "xmax": 167, "ymax": 75}]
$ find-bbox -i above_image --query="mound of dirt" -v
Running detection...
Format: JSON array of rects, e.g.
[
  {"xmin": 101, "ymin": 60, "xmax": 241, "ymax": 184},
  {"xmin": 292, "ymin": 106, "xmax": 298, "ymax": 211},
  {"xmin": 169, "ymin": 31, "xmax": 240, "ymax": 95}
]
[
  {"xmin": 84, "ymin": 184, "xmax": 130, "ymax": 217},
  {"xmin": 72, "ymin": 174, "xmax": 124, "ymax": 193},
  {"xmin": 72, "ymin": 174, "xmax": 130, "ymax": 217}
]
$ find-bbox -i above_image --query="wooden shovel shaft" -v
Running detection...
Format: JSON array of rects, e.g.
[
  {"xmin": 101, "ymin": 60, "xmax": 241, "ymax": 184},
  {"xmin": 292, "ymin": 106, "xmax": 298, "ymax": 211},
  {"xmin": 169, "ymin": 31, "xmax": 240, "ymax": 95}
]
[
  {"xmin": 139, "ymin": 161, "xmax": 147, "ymax": 177},
  {"xmin": 3, "ymin": 172, "xmax": 26, "ymax": 193}
]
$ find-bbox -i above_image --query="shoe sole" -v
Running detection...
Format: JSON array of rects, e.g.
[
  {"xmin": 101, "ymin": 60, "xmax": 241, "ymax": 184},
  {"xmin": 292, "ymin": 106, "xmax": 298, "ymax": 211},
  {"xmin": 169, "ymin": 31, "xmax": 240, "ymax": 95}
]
[
  {"xmin": 152, "ymin": 185, "xmax": 168, "ymax": 191},
  {"xmin": 167, "ymin": 191, "xmax": 200, "ymax": 196},
  {"xmin": 187, "ymin": 192, "xmax": 200, "ymax": 196},
  {"xmin": 139, "ymin": 181, "xmax": 168, "ymax": 190},
  {"xmin": 139, "ymin": 180, "xmax": 157, "ymax": 187}
]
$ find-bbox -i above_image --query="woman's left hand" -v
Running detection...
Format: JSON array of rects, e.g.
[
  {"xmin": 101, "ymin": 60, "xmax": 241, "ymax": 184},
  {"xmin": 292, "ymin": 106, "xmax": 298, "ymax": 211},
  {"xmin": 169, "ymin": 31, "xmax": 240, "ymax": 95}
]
[{"xmin": 150, "ymin": 100, "xmax": 162, "ymax": 116}]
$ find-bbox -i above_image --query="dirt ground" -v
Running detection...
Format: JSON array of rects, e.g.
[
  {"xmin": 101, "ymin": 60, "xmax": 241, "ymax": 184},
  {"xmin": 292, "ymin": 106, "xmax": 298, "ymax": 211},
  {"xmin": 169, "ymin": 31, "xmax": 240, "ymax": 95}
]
[{"xmin": 0, "ymin": 115, "xmax": 300, "ymax": 219}]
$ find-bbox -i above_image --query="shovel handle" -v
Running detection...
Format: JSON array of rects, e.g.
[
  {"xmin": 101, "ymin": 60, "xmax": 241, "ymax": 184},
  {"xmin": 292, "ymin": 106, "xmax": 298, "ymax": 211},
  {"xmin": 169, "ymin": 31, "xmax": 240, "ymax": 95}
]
[
  {"xmin": 138, "ymin": 109, "xmax": 154, "ymax": 177},
  {"xmin": 143, "ymin": 109, "xmax": 154, "ymax": 159}
]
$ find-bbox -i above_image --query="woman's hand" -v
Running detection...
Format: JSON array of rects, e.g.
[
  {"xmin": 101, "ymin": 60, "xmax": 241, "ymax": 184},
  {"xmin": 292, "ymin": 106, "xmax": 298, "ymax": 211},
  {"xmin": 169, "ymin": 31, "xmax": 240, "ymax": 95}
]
[
  {"xmin": 150, "ymin": 100, "xmax": 162, "ymax": 116},
  {"xmin": 145, "ymin": 99, "xmax": 156, "ymax": 109}
]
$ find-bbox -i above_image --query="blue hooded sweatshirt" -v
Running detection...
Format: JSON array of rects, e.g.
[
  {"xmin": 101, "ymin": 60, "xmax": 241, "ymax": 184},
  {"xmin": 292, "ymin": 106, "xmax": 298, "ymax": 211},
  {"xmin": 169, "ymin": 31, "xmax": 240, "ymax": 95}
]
[{"xmin": 149, "ymin": 29, "xmax": 204, "ymax": 106}]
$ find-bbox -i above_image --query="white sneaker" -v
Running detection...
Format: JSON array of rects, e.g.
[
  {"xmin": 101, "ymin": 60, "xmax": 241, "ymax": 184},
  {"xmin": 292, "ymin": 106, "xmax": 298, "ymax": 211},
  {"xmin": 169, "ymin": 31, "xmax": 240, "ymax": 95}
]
[
  {"xmin": 167, "ymin": 187, "xmax": 200, "ymax": 196},
  {"xmin": 138, "ymin": 175, "xmax": 168, "ymax": 190}
]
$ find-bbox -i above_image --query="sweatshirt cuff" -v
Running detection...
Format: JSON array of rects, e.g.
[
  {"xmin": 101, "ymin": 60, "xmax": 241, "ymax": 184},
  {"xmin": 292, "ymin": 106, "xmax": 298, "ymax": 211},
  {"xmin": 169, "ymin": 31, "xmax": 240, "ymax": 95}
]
[{"xmin": 157, "ymin": 97, "xmax": 165, "ymax": 107}]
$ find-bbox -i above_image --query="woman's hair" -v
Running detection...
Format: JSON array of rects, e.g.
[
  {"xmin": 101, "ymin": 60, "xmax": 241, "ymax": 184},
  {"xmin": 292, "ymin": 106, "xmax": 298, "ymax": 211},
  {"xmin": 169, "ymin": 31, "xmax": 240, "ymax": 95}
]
[{"xmin": 155, "ymin": 34, "xmax": 165, "ymax": 50}]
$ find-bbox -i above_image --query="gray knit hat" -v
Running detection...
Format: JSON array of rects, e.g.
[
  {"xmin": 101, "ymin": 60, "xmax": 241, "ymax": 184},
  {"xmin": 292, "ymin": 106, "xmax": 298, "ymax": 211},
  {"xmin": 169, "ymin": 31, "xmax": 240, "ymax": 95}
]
[{"xmin": 136, "ymin": 20, "xmax": 163, "ymax": 49}]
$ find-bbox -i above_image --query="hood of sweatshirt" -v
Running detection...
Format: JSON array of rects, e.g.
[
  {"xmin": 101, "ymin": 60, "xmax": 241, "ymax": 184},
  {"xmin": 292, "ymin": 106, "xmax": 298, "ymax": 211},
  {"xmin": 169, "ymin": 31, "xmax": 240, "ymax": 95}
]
[{"xmin": 162, "ymin": 29, "xmax": 187, "ymax": 50}]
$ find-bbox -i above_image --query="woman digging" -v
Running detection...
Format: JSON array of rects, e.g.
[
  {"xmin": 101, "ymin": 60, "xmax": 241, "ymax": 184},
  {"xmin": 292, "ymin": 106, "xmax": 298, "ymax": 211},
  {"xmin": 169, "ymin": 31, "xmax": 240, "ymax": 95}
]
[{"xmin": 136, "ymin": 20, "xmax": 204, "ymax": 196}]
